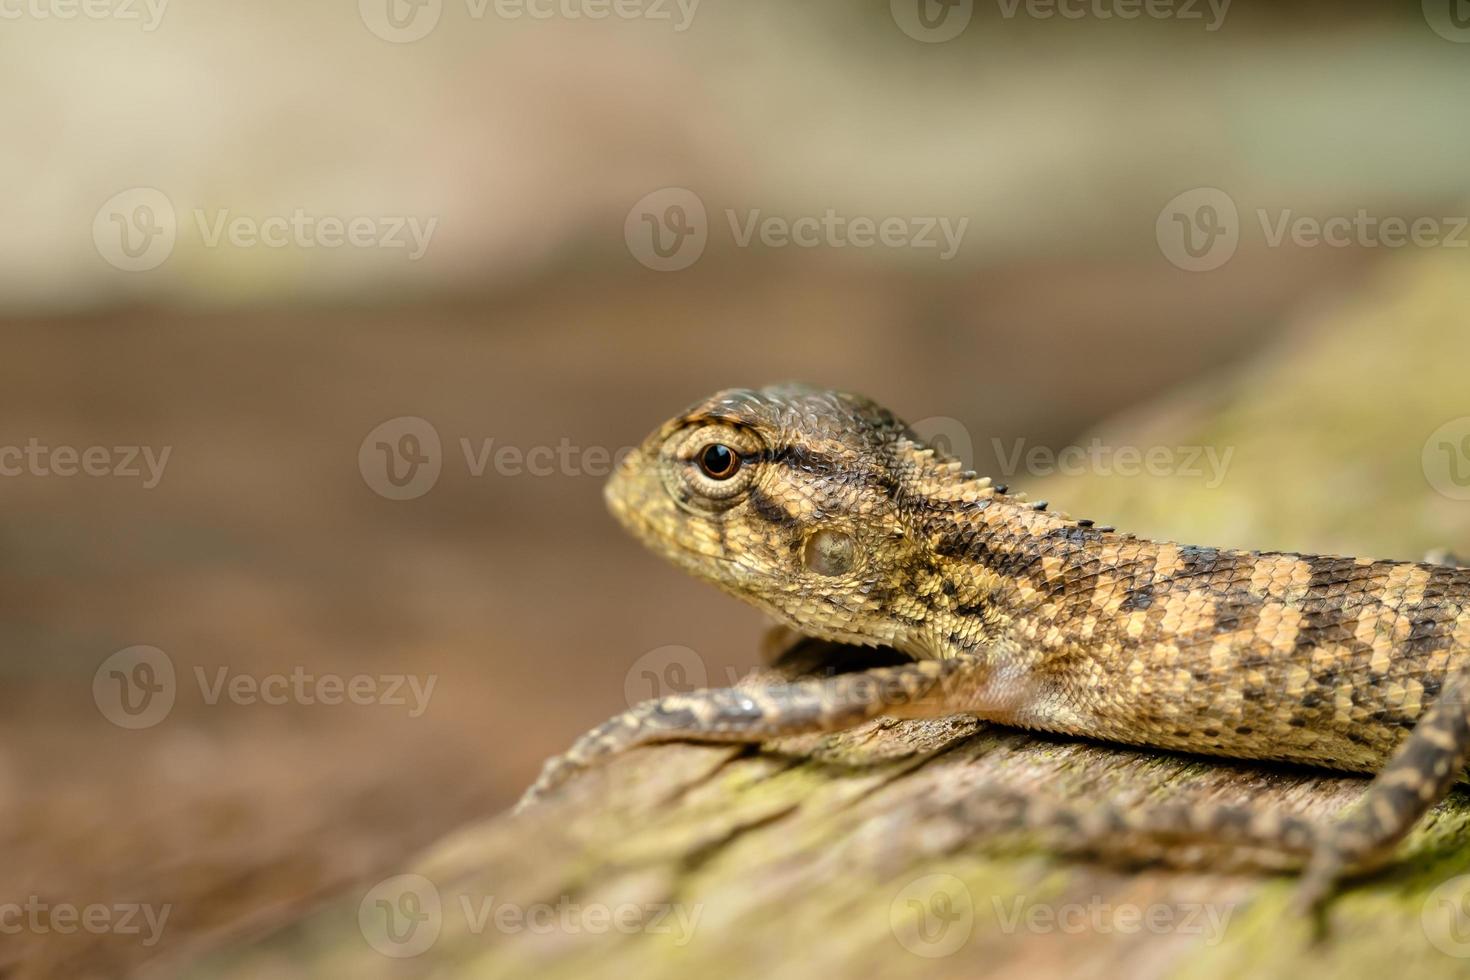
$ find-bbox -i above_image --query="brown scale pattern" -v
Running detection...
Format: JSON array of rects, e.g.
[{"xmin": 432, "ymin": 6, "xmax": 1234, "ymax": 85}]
[{"xmin": 921, "ymin": 492, "xmax": 1470, "ymax": 773}]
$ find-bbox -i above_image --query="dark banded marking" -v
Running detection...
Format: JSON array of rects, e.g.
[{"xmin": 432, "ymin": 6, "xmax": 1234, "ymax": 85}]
[
  {"xmin": 744, "ymin": 485, "xmax": 801, "ymax": 528},
  {"xmin": 765, "ymin": 443, "xmax": 851, "ymax": 480}
]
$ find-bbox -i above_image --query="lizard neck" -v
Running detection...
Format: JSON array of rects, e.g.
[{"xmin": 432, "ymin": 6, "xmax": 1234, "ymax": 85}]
[{"xmin": 891, "ymin": 443, "xmax": 1138, "ymax": 657}]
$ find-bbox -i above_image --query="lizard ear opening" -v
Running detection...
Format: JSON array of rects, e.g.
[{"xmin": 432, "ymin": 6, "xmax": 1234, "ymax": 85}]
[{"xmin": 803, "ymin": 528, "xmax": 856, "ymax": 577}]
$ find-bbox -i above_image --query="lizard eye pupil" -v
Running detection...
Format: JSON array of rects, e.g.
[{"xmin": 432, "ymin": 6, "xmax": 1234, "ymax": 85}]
[{"xmin": 698, "ymin": 444, "xmax": 740, "ymax": 480}]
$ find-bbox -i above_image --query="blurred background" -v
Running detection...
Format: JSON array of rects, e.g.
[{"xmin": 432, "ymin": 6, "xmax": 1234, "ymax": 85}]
[{"xmin": 4, "ymin": 1, "xmax": 1470, "ymax": 974}]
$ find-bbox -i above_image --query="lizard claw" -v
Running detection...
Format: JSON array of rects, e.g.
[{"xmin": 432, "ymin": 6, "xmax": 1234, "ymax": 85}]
[{"xmin": 1288, "ymin": 848, "xmax": 1341, "ymax": 940}]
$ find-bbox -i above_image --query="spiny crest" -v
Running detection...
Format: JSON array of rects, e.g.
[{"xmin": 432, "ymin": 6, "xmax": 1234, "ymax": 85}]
[{"xmin": 894, "ymin": 413, "xmax": 1122, "ymax": 534}]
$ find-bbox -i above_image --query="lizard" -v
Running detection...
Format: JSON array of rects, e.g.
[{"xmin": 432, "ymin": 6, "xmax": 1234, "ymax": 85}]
[{"xmin": 517, "ymin": 384, "xmax": 1470, "ymax": 916}]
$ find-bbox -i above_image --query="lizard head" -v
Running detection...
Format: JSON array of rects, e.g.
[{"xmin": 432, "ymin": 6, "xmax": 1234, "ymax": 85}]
[{"xmin": 605, "ymin": 384, "xmax": 941, "ymax": 653}]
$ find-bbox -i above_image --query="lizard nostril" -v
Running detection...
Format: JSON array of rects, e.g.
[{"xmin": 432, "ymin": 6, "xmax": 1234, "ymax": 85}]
[{"xmin": 803, "ymin": 528, "xmax": 856, "ymax": 577}]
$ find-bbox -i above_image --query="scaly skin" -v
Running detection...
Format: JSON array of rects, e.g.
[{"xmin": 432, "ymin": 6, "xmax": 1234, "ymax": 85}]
[{"xmin": 519, "ymin": 385, "xmax": 1470, "ymax": 914}]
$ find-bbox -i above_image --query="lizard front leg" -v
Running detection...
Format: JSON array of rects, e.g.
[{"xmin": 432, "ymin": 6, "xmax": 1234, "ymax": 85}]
[{"xmin": 516, "ymin": 656, "xmax": 978, "ymax": 812}]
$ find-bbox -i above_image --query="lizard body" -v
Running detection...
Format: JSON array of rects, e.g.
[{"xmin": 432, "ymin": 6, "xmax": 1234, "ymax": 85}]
[{"xmin": 520, "ymin": 385, "xmax": 1470, "ymax": 913}]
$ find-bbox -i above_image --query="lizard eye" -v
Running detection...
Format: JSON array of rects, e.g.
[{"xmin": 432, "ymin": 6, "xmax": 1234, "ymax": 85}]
[
  {"xmin": 667, "ymin": 424, "xmax": 759, "ymax": 506},
  {"xmin": 697, "ymin": 444, "xmax": 741, "ymax": 480}
]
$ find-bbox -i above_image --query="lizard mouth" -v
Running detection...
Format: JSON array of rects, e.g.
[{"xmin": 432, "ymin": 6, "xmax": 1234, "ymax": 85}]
[{"xmin": 605, "ymin": 481, "xmax": 740, "ymax": 570}]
